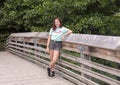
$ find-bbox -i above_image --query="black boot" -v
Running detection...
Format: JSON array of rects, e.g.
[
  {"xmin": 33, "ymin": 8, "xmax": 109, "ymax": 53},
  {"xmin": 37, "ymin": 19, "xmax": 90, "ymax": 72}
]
[
  {"xmin": 47, "ymin": 68, "xmax": 51, "ymax": 77},
  {"xmin": 51, "ymin": 71, "xmax": 55, "ymax": 77}
]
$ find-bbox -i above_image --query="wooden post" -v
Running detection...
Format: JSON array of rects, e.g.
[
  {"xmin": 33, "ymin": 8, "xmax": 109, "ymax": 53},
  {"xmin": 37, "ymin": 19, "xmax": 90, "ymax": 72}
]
[
  {"xmin": 83, "ymin": 55, "xmax": 91, "ymax": 79},
  {"xmin": 8, "ymin": 37, "xmax": 11, "ymax": 51},
  {"xmin": 79, "ymin": 45, "xmax": 91, "ymax": 79},
  {"xmin": 34, "ymin": 33, "xmax": 40, "ymax": 57},
  {"xmin": 23, "ymin": 37, "xmax": 26, "ymax": 56},
  {"xmin": 34, "ymin": 37, "xmax": 37, "ymax": 57}
]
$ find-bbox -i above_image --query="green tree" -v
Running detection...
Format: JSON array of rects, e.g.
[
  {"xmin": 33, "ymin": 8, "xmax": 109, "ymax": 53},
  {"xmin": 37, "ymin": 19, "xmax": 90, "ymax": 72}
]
[{"xmin": 0, "ymin": 0, "xmax": 120, "ymax": 50}]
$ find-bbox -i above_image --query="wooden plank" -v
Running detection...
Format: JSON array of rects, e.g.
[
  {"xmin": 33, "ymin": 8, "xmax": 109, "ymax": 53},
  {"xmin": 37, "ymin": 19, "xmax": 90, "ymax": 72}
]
[
  {"xmin": 64, "ymin": 33, "xmax": 120, "ymax": 51},
  {"xmin": 61, "ymin": 53, "xmax": 120, "ymax": 77},
  {"xmin": 10, "ymin": 32, "xmax": 39, "ymax": 37},
  {"xmin": 9, "ymin": 47, "xmax": 120, "ymax": 85},
  {"xmin": 9, "ymin": 48, "xmax": 96, "ymax": 85},
  {"xmin": 8, "ymin": 32, "xmax": 120, "ymax": 85},
  {"xmin": 37, "ymin": 38, "xmax": 47, "ymax": 45},
  {"xmin": 79, "ymin": 58, "xmax": 120, "ymax": 77},
  {"xmin": 10, "ymin": 42, "xmax": 46, "ymax": 52},
  {"xmin": 9, "ymin": 48, "xmax": 49, "ymax": 66},
  {"xmin": 9, "ymin": 36, "xmax": 120, "ymax": 63},
  {"xmin": 9, "ymin": 46, "xmax": 50, "ymax": 62},
  {"xmin": 62, "ymin": 45, "xmax": 120, "ymax": 63},
  {"xmin": 56, "ymin": 66, "xmax": 98, "ymax": 85},
  {"xmin": 24, "ymin": 37, "xmax": 33, "ymax": 42},
  {"xmin": 56, "ymin": 70, "xmax": 87, "ymax": 85},
  {"xmin": 58, "ymin": 59, "xmax": 120, "ymax": 85},
  {"xmin": 9, "ymin": 48, "xmax": 86, "ymax": 85},
  {"xmin": 9, "ymin": 32, "xmax": 120, "ymax": 51},
  {"xmin": 8, "ymin": 46, "xmax": 120, "ymax": 76},
  {"xmin": 9, "ymin": 46, "xmax": 49, "ymax": 63}
]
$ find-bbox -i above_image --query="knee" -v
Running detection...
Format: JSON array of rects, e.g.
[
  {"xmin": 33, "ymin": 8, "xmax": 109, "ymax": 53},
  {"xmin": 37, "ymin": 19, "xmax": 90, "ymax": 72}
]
[{"xmin": 51, "ymin": 60, "xmax": 57, "ymax": 64}]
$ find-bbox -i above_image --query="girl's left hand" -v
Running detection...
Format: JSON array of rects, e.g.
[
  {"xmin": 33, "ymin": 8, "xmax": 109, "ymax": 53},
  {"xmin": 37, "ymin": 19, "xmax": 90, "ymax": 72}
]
[{"xmin": 62, "ymin": 35, "xmax": 65, "ymax": 41}]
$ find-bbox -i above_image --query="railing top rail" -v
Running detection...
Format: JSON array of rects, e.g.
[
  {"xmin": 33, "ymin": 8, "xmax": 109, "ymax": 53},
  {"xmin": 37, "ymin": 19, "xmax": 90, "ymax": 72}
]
[
  {"xmin": 66, "ymin": 34, "xmax": 120, "ymax": 51},
  {"xmin": 10, "ymin": 32, "xmax": 120, "ymax": 51},
  {"xmin": 10, "ymin": 32, "xmax": 39, "ymax": 37}
]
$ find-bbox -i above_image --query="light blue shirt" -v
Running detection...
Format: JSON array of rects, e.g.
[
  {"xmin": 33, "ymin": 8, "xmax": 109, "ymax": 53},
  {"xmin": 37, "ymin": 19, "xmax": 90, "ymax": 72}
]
[{"xmin": 49, "ymin": 26, "xmax": 68, "ymax": 41}]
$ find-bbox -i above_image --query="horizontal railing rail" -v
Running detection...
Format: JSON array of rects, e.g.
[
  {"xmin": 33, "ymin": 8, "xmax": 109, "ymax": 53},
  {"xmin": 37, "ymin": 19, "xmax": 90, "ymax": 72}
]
[{"xmin": 6, "ymin": 32, "xmax": 120, "ymax": 85}]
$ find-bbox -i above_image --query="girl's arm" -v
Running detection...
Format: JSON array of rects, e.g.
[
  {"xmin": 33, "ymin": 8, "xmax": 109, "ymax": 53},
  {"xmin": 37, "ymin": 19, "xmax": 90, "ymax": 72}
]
[
  {"xmin": 46, "ymin": 35, "xmax": 51, "ymax": 53},
  {"xmin": 62, "ymin": 29, "xmax": 72, "ymax": 40},
  {"xmin": 64, "ymin": 29, "xmax": 72, "ymax": 36},
  {"xmin": 47, "ymin": 35, "xmax": 51, "ymax": 47}
]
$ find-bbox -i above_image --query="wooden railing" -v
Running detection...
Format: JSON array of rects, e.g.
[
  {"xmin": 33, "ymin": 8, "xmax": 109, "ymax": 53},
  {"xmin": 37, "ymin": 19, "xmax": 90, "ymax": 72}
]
[{"xmin": 6, "ymin": 32, "xmax": 120, "ymax": 85}]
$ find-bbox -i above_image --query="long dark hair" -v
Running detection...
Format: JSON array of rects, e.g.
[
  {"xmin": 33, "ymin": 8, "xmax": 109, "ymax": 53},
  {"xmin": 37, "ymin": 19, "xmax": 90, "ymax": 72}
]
[{"xmin": 52, "ymin": 18, "xmax": 62, "ymax": 30}]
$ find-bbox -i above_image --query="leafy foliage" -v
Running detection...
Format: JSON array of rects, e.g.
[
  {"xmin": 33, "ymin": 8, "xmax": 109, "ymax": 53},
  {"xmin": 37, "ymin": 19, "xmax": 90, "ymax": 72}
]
[
  {"xmin": 0, "ymin": 0, "xmax": 120, "ymax": 50},
  {"xmin": 0, "ymin": 0, "xmax": 120, "ymax": 35},
  {"xmin": 0, "ymin": 1, "xmax": 119, "ymax": 84}
]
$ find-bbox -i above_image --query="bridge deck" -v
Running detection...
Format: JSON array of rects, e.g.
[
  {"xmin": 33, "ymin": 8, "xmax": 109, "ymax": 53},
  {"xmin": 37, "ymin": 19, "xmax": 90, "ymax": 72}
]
[{"xmin": 0, "ymin": 51, "xmax": 74, "ymax": 85}]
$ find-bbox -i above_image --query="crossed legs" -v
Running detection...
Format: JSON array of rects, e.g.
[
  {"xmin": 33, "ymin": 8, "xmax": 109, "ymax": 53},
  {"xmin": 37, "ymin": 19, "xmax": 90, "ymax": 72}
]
[{"xmin": 48, "ymin": 50, "xmax": 60, "ymax": 76}]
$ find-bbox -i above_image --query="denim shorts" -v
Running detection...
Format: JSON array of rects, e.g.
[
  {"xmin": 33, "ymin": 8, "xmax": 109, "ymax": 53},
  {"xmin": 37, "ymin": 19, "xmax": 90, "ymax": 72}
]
[{"xmin": 49, "ymin": 40, "xmax": 62, "ymax": 51}]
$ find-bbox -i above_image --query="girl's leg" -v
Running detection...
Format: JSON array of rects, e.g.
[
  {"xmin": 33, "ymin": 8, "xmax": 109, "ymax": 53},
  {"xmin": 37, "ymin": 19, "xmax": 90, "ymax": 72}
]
[
  {"xmin": 49, "ymin": 50, "xmax": 54, "ymax": 62},
  {"xmin": 47, "ymin": 49, "xmax": 54, "ymax": 76},
  {"xmin": 50, "ymin": 50, "xmax": 60, "ymax": 71}
]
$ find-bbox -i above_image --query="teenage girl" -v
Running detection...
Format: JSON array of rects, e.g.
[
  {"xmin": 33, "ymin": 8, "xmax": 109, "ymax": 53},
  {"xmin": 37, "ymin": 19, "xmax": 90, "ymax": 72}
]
[{"xmin": 46, "ymin": 18, "xmax": 72, "ymax": 77}]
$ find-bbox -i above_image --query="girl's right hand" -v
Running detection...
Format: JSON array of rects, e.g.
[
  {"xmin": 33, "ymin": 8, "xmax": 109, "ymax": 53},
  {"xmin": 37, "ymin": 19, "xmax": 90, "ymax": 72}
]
[{"xmin": 46, "ymin": 47, "xmax": 49, "ymax": 53}]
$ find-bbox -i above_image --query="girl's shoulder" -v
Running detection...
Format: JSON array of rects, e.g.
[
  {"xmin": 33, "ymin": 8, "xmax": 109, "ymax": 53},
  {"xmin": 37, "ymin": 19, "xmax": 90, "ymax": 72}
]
[
  {"xmin": 61, "ymin": 26, "xmax": 68, "ymax": 30},
  {"xmin": 61, "ymin": 26, "xmax": 67, "ymax": 29}
]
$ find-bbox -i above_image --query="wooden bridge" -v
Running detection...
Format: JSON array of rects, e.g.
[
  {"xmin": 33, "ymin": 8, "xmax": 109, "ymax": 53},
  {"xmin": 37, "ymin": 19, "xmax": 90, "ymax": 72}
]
[
  {"xmin": 3, "ymin": 32, "xmax": 120, "ymax": 85},
  {"xmin": 0, "ymin": 51, "xmax": 73, "ymax": 85}
]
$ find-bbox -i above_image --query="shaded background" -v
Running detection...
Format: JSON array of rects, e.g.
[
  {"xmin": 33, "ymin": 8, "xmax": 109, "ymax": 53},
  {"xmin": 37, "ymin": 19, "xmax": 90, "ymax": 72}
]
[{"xmin": 0, "ymin": 0, "xmax": 120, "ymax": 51}]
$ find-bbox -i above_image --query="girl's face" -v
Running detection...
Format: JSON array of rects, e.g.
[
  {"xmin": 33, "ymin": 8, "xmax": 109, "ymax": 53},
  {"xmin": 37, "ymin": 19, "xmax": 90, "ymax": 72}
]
[{"xmin": 54, "ymin": 19, "xmax": 60, "ymax": 28}]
